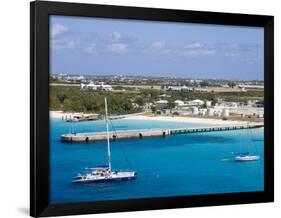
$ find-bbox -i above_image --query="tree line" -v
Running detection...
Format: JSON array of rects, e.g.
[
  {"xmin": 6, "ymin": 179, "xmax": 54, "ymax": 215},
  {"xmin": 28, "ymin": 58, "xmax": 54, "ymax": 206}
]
[
  {"xmin": 50, "ymin": 86, "xmax": 264, "ymax": 113},
  {"xmin": 50, "ymin": 87, "xmax": 142, "ymax": 114}
]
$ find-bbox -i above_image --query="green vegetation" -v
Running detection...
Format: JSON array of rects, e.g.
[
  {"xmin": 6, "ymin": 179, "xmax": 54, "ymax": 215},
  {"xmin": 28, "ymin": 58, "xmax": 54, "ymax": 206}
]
[
  {"xmin": 50, "ymin": 85, "xmax": 264, "ymax": 114},
  {"xmin": 228, "ymin": 82, "xmax": 236, "ymax": 88},
  {"xmin": 199, "ymin": 80, "xmax": 209, "ymax": 87},
  {"xmin": 50, "ymin": 86, "xmax": 142, "ymax": 114}
]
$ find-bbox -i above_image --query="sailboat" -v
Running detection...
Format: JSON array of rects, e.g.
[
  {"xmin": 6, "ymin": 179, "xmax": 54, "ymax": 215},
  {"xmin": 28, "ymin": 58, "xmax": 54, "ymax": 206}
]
[
  {"xmin": 234, "ymin": 153, "xmax": 260, "ymax": 161},
  {"xmin": 234, "ymin": 123, "xmax": 260, "ymax": 161},
  {"xmin": 72, "ymin": 97, "xmax": 137, "ymax": 183}
]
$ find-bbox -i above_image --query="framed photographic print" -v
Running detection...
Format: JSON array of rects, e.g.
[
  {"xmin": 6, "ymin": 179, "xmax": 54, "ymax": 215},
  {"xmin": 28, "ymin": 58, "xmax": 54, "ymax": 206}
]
[{"xmin": 30, "ymin": 1, "xmax": 274, "ymax": 217}]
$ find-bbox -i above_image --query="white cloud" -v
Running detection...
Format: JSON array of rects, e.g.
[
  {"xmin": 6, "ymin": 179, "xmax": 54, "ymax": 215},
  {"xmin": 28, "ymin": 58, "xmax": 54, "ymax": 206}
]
[
  {"xmin": 84, "ymin": 46, "xmax": 97, "ymax": 54},
  {"xmin": 184, "ymin": 42, "xmax": 204, "ymax": 49},
  {"xmin": 183, "ymin": 48, "xmax": 216, "ymax": 57},
  {"xmin": 84, "ymin": 44, "xmax": 97, "ymax": 54},
  {"xmin": 182, "ymin": 42, "xmax": 216, "ymax": 58},
  {"xmin": 51, "ymin": 24, "xmax": 68, "ymax": 38},
  {"xmin": 151, "ymin": 40, "xmax": 166, "ymax": 50},
  {"xmin": 224, "ymin": 52, "xmax": 241, "ymax": 57},
  {"xmin": 220, "ymin": 43, "xmax": 260, "ymax": 63},
  {"xmin": 143, "ymin": 40, "xmax": 216, "ymax": 57},
  {"xmin": 144, "ymin": 40, "xmax": 171, "ymax": 55},
  {"xmin": 111, "ymin": 31, "xmax": 122, "ymax": 40},
  {"xmin": 51, "ymin": 38, "xmax": 79, "ymax": 50},
  {"xmin": 106, "ymin": 43, "xmax": 127, "ymax": 53}
]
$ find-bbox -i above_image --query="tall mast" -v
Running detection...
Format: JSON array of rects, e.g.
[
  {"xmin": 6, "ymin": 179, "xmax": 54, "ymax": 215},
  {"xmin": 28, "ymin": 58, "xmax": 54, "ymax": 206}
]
[{"xmin": 104, "ymin": 97, "xmax": 111, "ymax": 171}]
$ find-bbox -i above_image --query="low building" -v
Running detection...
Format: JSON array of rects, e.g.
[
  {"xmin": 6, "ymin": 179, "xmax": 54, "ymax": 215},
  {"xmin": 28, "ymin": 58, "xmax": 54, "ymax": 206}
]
[
  {"xmin": 237, "ymin": 84, "xmax": 264, "ymax": 89},
  {"xmin": 166, "ymin": 86, "xmax": 193, "ymax": 92},
  {"xmin": 199, "ymin": 108, "xmax": 207, "ymax": 116},
  {"xmin": 155, "ymin": 100, "xmax": 168, "ymax": 110},
  {"xmin": 207, "ymin": 108, "xmax": 214, "ymax": 116},
  {"xmin": 174, "ymin": 99, "xmax": 205, "ymax": 110},
  {"xmin": 191, "ymin": 106, "xmax": 199, "ymax": 115},
  {"xmin": 222, "ymin": 109, "xmax": 230, "ymax": 117},
  {"xmin": 81, "ymin": 82, "xmax": 113, "ymax": 91},
  {"xmin": 216, "ymin": 102, "xmax": 238, "ymax": 108},
  {"xmin": 194, "ymin": 87, "xmax": 208, "ymax": 92},
  {"xmin": 187, "ymin": 99, "xmax": 205, "ymax": 106},
  {"xmin": 174, "ymin": 100, "xmax": 185, "ymax": 107},
  {"xmin": 156, "ymin": 109, "xmax": 171, "ymax": 115},
  {"xmin": 66, "ymin": 75, "xmax": 85, "ymax": 81},
  {"xmin": 247, "ymin": 100, "xmax": 259, "ymax": 106},
  {"xmin": 205, "ymin": 100, "xmax": 212, "ymax": 107}
]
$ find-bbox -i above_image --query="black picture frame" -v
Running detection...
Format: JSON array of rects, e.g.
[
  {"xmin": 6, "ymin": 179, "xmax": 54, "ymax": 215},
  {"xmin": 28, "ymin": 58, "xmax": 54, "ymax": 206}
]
[{"xmin": 30, "ymin": 1, "xmax": 274, "ymax": 217}]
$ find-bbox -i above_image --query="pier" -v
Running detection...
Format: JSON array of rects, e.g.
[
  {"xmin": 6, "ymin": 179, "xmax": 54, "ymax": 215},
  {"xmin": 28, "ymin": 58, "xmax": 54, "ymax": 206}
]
[{"xmin": 61, "ymin": 124, "xmax": 264, "ymax": 143}]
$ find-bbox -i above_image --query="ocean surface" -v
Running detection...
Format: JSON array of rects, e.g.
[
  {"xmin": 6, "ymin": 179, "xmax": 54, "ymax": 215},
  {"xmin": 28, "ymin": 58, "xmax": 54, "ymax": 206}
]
[{"xmin": 50, "ymin": 118, "xmax": 264, "ymax": 203}]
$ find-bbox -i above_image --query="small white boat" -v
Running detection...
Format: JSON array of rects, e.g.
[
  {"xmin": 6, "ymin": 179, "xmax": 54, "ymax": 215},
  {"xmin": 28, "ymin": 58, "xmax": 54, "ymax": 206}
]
[
  {"xmin": 66, "ymin": 114, "xmax": 98, "ymax": 122},
  {"xmin": 234, "ymin": 153, "xmax": 260, "ymax": 161},
  {"xmin": 73, "ymin": 97, "xmax": 137, "ymax": 183}
]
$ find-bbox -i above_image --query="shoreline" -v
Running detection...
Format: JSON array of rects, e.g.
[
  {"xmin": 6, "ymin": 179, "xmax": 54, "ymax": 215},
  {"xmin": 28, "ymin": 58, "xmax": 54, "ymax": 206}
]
[
  {"xmin": 49, "ymin": 111, "xmax": 97, "ymax": 119},
  {"xmin": 122, "ymin": 115, "xmax": 254, "ymax": 126},
  {"xmin": 50, "ymin": 111, "xmax": 262, "ymax": 126}
]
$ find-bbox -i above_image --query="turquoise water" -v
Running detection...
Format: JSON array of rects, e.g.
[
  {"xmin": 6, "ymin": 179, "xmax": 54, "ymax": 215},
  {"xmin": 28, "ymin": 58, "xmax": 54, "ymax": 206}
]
[{"xmin": 50, "ymin": 118, "xmax": 264, "ymax": 203}]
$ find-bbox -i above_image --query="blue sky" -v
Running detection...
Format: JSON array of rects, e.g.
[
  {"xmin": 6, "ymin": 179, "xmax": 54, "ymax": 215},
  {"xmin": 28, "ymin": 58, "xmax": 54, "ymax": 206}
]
[{"xmin": 50, "ymin": 15, "xmax": 264, "ymax": 80}]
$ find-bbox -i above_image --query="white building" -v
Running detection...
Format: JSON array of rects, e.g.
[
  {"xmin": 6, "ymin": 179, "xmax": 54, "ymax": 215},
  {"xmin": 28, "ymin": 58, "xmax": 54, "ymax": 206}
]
[
  {"xmin": 207, "ymin": 108, "xmax": 215, "ymax": 116},
  {"xmin": 237, "ymin": 84, "xmax": 264, "ymax": 89},
  {"xmin": 66, "ymin": 75, "xmax": 85, "ymax": 81},
  {"xmin": 247, "ymin": 100, "xmax": 259, "ymax": 106},
  {"xmin": 181, "ymin": 86, "xmax": 193, "ymax": 92},
  {"xmin": 194, "ymin": 87, "xmax": 208, "ymax": 92},
  {"xmin": 222, "ymin": 109, "xmax": 230, "ymax": 117},
  {"xmin": 174, "ymin": 100, "xmax": 185, "ymax": 106},
  {"xmin": 155, "ymin": 100, "xmax": 168, "ymax": 109},
  {"xmin": 216, "ymin": 102, "xmax": 238, "ymax": 108},
  {"xmin": 191, "ymin": 107, "xmax": 199, "ymax": 115},
  {"xmin": 166, "ymin": 86, "xmax": 193, "ymax": 92},
  {"xmin": 187, "ymin": 99, "xmax": 205, "ymax": 106},
  {"xmin": 199, "ymin": 108, "xmax": 207, "ymax": 116},
  {"xmin": 205, "ymin": 101, "xmax": 212, "ymax": 107},
  {"xmin": 81, "ymin": 82, "xmax": 113, "ymax": 91}
]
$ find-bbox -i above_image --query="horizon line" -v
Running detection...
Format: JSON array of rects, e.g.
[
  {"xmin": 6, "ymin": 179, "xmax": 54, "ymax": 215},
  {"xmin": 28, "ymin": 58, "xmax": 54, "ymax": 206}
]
[{"xmin": 51, "ymin": 73, "xmax": 264, "ymax": 81}]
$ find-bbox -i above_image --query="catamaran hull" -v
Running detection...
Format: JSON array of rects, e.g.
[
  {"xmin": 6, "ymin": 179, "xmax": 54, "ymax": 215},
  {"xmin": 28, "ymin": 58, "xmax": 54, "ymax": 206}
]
[{"xmin": 73, "ymin": 175, "xmax": 137, "ymax": 183}]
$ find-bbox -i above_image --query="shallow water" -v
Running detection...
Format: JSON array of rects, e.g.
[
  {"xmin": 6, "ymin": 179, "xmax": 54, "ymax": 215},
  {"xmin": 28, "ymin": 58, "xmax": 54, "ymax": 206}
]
[{"xmin": 50, "ymin": 118, "xmax": 264, "ymax": 203}]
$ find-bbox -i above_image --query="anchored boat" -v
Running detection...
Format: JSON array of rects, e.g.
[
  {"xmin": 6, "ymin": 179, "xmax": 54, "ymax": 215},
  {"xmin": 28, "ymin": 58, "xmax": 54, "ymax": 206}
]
[
  {"xmin": 234, "ymin": 123, "xmax": 260, "ymax": 162},
  {"xmin": 234, "ymin": 152, "xmax": 260, "ymax": 161},
  {"xmin": 72, "ymin": 97, "xmax": 137, "ymax": 183},
  {"xmin": 66, "ymin": 113, "xmax": 99, "ymax": 122}
]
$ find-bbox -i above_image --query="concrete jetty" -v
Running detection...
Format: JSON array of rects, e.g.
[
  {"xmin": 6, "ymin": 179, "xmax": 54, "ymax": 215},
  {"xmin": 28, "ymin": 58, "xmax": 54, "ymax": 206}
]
[{"xmin": 61, "ymin": 124, "xmax": 264, "ymax": 143}]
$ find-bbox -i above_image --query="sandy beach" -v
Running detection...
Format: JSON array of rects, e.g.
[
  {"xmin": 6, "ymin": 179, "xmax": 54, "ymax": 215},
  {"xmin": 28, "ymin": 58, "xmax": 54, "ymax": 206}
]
[
  {"xmin": 50, "ymin": 111, "xmax": 263, "ymax": 126},
  {"xmin": 123, "ymin": 115, "xmax": 252, "ymax": 126}
]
